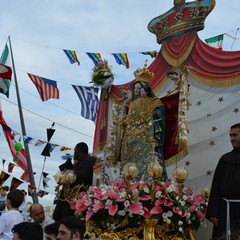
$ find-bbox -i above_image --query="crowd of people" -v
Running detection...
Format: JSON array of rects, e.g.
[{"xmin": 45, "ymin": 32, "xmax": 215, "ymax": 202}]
[{"xmin": 0, "ymin": 142, "xmax": 94, "ymax": 240}]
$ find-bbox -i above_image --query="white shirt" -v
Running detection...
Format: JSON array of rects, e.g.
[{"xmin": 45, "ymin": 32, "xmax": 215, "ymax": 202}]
[
  {"xmin": 40, "ymin": 215, "xmax": 55, "ymax": 230},
  {"xmin": 0, "ymin": 210, "xmax": 23, "ymax": 240}
]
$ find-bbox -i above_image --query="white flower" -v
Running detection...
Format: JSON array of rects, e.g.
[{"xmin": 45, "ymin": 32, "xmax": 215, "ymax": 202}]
[
  {"xmin": 179, "ymin": 227, "xmax": 184, "ymax": 233},
  {"xmin": 167, "ymin": 211, "xmax": 173, "ymax": 217},
  {"xmin": 182, "ymin": 195, "xmax": 188, "ymax": 201},
  {"xmin": 119, "ymin": 191, "xmax": 127, "ymax": 198},
  {"xmin": 132, "ymin": 188, "xmax": 139, "ymax": 196},
  {"xmin": 105, "ymin": 199, "xmax": 113, "ymax": 207},
  {"xmin": 117, "ymin": 210, "xmax": 126, "ymax": 216},
  {"xmin": 178, "ymin": 220, "xmax": 183, "ymax": 226},
  {"xmin": 124, "ymin": 200, "xmax": 130, "ymax": 207},
  {"xmin": 85, "ymin": 199, "xmax": 92, "ymax": 206},
  {"xmin": 155, "ymin": 191, "xmax": 162, "ymax": 198},
  {"xmin": 163, "ymin": 218, "xmax": 168, "ymax": 223},
  {"xmin": 167, "ymin": 185, "xmax": 176, "ymax": 192},
  {"xmin": 143, "ymin": 187, "xmax": 150, "ymax": 194},
  {"xmin": 179, "ymin": 200, "xmax": 185, "ymax": 206},
  {"xmin": 162, "ymin": 213, "xmax": 168, "ymax": 219},
  {"xmin": 139, "ymin": 209, "xmax": 144, "ymax": 215}
]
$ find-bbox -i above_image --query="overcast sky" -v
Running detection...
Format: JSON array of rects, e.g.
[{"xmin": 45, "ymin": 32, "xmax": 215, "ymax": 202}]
[{"xmin": 0, "ymin": 0, "xmax": 239, "ymax": 206}]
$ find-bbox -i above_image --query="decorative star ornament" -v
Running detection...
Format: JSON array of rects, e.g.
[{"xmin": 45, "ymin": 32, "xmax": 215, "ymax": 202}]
[
  {"xmin": 211, "ymin": 126, "xmax": 217, "ymax": 132},
  {"xmin": 185, "ymin": 161, "xmax": 190, "ymax": 166},
  {"xmin": 218, "ymin": 97, "xmax": 224, "ymax": 102},
  {"xmin": 206, "ymin": 170, "xmax": 212, "ymax": 176},
  {"xmin": 233, "ymin": 108, "xmax": 239, "ymax": 113},
  {"xmin": 196, "ymin": 101, "xmax": 202, "ymax": 106},
  {"xmin": 209, "ymin": 141, "xmax": 215, "ymax": 146}
]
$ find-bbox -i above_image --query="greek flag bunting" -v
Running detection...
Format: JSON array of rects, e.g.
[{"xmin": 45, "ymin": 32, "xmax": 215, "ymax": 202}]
[{"xmin": 72, "ymin": 85, "xmax": 99, "ymax": 123}]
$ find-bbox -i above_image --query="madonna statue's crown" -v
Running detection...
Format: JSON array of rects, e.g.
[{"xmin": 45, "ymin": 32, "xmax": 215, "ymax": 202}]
[
  {"xmin": 134, "ymin": 60, "xmax": 154, "ymax": 83},
  {"xmin": 147, "ymin": 0, "xmax": 215, "ymax": 44}
]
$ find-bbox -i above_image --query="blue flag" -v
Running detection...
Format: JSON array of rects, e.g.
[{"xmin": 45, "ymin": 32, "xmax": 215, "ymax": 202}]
[{"xmin": 72, "ymin": 85, "xmax": 99, "ymax": 123}]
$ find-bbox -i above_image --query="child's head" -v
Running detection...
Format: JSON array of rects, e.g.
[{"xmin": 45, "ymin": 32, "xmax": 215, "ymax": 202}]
[{"xmin": 7, "ymin": 189, "xmax": 24, "ymax": 209}]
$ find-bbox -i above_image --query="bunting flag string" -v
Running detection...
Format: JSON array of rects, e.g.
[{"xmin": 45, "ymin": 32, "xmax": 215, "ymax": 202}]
[
  {"xmin": 10, "ymin": 177, "xmax": 24, "ymax": 191},
  {"xmin": 63, "ymin": 49, "xmax": 80, "ymax": 65},
  {"xmin": 86, "ymin": 52, "xmax": 102, "ymax": 66},
  {"xmin": 27, "ymin": 73, "xmax": 60, "ymax": 102},
  {"xmin": 37, "ymin": 189, "xmax": 49, "ymax": 198},
  {"xmin": 205, "ymin": 34, "xmax": 224, "ymax": 50},
  {"xmin": 72, "ymin": 85, "xmax": 99, "ymax": 123},
  {"xmin": 112, "ymin": 53, "xmax": 130, "ymax": 69},
  {"xmin": 8, "ymin": 162, "xmax": 17, "ymax": 173},
  {"xmin": 0, "ymin": 170, "xmax": 10, "ymax": 186},
  {"xmin": 2, "ymin": 159, "xmax": 6, "ymax": 169},
  {"xmin": 42, "ymin": 172, "xmax": 50, "ymax": 189},
  {"xmin": 0, "ymin": 44, "xmax": 12, "ymax": 98},
  {"xmin": 0, "ymin": 164, "xmax": 51, "ymax": 197},
  {"xmin": 140, "ymin": 51, "xmax": 157, "ymax": 58}
]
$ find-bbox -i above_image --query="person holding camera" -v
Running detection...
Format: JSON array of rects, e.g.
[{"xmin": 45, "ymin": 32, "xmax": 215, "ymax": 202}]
[{"xmin": 53, "ymin": 142, "xmax": 95, "ymax": 221}]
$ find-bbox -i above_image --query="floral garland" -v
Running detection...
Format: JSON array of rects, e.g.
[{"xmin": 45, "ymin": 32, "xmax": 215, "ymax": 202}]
[{"xmin": 69, "ymin": 178, "xmax": 208, "ymax": 235}]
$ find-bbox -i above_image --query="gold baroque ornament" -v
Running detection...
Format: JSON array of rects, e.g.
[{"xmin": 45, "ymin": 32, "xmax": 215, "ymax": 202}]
[{"xmin": 84, "ymin": 220, "xmax": 194, "ymax": 240}]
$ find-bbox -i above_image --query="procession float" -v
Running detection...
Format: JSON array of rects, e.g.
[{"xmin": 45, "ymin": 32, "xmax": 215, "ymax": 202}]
[{"xmin": 54, "ymin": 0, "xmax": 240, "ymax": 239}]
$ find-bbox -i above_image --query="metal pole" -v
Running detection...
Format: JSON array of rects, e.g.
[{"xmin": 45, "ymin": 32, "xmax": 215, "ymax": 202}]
[{"xmin": 8, "ymin": 36, "xmax": 39, "ymax": 203}]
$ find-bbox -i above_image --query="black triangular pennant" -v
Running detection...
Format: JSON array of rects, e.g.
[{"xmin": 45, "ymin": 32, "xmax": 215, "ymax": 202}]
[
  {"xmin": 41, "ymin": 143, "xmax": 51, "ymax": 157},
  {"xmin": 47, "ymin": 128, "xmax": 55, "ymax": 142}
]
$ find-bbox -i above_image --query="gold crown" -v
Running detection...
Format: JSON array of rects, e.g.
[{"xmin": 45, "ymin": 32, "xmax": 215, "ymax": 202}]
[
  {"xmin": 134, "ymin": 60, "xmax": 154, "ymax": 83},
  {"xmin": 148, "ymin": 0, "xmax": 215, "ymax": 44}
]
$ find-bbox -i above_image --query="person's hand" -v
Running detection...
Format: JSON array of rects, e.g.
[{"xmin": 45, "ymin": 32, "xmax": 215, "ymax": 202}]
[{"xmin": 210, "ymin": 217, "xmax": 219, "ymax": 226}]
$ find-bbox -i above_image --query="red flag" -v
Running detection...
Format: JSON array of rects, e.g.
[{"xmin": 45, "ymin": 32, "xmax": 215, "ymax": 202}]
[
  {"xmin": 20, "ymin": 171, "xmax": 30, "ymax": 183},
  {"xmin": 0, "ymin": 63, "xmax": 12, "ymax": 80},
  {"xmin": 28, "ymin": 73, "xmax": 60, "ymax": 101},
  {"xmin": 0, "ymin": 104, "xmax": 28, "ymax": 173}
]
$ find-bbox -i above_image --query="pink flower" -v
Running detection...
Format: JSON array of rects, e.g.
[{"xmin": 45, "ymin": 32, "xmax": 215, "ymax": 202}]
[
  {"xmin": 106, "ymin": 191, "xmax": 118, "ymax": 200},
  {"xmin": 196, "ymin": 210, "xmax": 205, "ymax": 219},
  {"xmin": 129, "ymin": 202, "xmax": 141, "ymax": 214},
  {"xmin": 109, "ymin": 204, "xmax": 118, "ymax": 216},
  {"xmin": 93, "ymin": 202, "xmax": 105, "ymax": 211},
  {"xmin": 165, "ymin": 180, "xmax": 172, "ymax": 187},
  {"xmin": 150, "ymin": 205, "xmax": 163, "ymax": 215},
  {"xmin": 143, "ymin": 206, "xmax": 151, "ymax": 219},
  {"xmin": 129, "ymin": 181, "xmax": 140, "ymax": 192},
  {"xmin": 140, "ymin": 195, "xmax": 152, "ymax": 201},
  {"xmin": 163, "ymin": 200, "xmax": 173, "ymax": 207},
  {"xmin": 86, "ymin": 208, "xmax": 94, "ymax": 221}
]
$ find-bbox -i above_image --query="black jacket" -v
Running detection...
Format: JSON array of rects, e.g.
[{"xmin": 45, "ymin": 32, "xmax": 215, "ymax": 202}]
[{"xmin": 53, "ymin": 156, "xmax": 95, "ymax": 221}]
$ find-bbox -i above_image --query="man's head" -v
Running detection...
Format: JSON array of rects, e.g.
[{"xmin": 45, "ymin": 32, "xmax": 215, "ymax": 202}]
[
  {"xmin": 73, "ymin": 142, "xmax": 88, "ymax": 161},
  {"xmin": 29, "ymin": 203, "xmax": 45, "ymax": 224},
  {"xmin": 44, "ymin": 221, "xmax": 60, "ymax": 240},
  {"xmin": 6, "ymin": 189, "xmax": 24, "ymax": 209},
  {"xmin": 12, "ymin": 222, "xmax": 43, "ymax": 240},
  {"xmin": 230, "ymin": 123, "xmax": 240, "ymax": 149},
  {"xmin": 57, "ymin": 215, "xmax": 85, "ymax": 240}
]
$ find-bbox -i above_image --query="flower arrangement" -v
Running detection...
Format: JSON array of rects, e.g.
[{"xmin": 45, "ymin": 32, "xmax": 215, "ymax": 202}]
[
  {"xmin": 69, "ymin": 177, "xmax": 208, "ymax": 235},
  {"xmin": 89, "ymin": 59, "xmax": 114, "ymax": 99}
]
